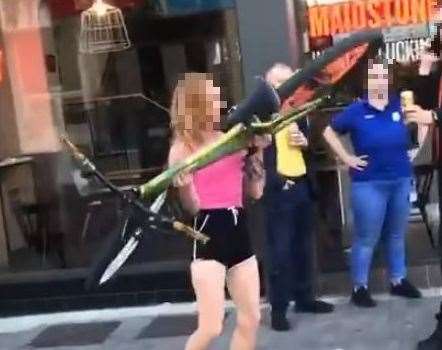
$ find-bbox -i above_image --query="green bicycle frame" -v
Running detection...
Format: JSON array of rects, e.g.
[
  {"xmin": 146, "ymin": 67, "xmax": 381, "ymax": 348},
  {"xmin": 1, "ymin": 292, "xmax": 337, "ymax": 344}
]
[{"xmin": 138, "ymin": 96, "xmax": 326, "ymax": 200}]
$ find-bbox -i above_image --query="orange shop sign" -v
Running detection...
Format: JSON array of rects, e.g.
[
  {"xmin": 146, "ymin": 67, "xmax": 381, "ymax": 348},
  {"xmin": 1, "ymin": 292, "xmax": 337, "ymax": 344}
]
[{"xmin": 308, "ymin": 0, "xmax": 437, "ymax": 38}]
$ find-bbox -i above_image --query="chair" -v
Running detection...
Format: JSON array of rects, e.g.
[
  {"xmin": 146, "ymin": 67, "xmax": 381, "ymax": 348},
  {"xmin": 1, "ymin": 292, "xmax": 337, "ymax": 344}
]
[{"xmin": 8, "ymin": 190, "xmax": 66, "ymax": 268}]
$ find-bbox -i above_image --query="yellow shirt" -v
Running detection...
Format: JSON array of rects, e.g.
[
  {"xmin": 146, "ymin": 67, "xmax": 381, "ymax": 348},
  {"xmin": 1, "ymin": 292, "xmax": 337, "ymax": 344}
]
[{"xmin": 275, "ymin": 126, "xmax": 306, "ymax": 177}]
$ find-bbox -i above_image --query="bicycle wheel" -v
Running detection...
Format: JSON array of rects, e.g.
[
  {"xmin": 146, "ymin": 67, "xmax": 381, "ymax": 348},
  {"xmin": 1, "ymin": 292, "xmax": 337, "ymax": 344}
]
[
  {"xmin": 84, "ymin": 214, "xmax": 142, "ymax": 290},
  {"xmin": 84, "ymin": 192, "xmax": 167, "ymax": 290}
]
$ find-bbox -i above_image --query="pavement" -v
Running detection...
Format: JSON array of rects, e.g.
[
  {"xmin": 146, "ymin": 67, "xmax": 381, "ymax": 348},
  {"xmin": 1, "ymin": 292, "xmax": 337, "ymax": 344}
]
[{"xmin": 1, "ymin": 290, "xmax": 442, "ymax": 350}]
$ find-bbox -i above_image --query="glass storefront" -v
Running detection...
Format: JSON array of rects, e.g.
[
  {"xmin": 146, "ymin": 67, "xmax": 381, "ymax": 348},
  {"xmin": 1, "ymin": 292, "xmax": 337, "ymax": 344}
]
[
  {"xmin": 0, "ymin": 0, "xmax": 243, "ymax": 279},
  {"xmin": 0, "ymin": 0, "xmax": 440, "ymax": 314}
]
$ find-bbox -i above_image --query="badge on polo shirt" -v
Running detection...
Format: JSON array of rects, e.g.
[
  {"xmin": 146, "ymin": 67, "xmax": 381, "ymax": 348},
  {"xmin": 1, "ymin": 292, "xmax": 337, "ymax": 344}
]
[
  {"xmin": 364, "ymin": 114, "xmax": 375, "ymax": 119},
  {"xmin": 392, "ymin": 111, "xmax": 401, "ymax": 122}
]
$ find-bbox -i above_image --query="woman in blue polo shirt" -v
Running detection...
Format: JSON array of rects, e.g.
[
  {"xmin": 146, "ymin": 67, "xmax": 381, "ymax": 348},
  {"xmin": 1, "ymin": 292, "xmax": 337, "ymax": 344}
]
[{"xmin": 323, "ymin": 58, "xmax": 422, "ymax": 307}]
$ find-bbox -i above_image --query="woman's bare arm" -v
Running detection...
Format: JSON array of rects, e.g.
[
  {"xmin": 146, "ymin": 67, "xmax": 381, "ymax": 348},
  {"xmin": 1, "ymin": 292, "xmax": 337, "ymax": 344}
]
[
  {"xmin": 245, "ymin": 148, "xmax": 266, "ymax": 200},
  {"xmin": 168, "ymin": 142, "xmax": 200, "ymax": 215},
  {"xmin": 322, "ymin": 126, "xmax": 368, "ymax": 171}
]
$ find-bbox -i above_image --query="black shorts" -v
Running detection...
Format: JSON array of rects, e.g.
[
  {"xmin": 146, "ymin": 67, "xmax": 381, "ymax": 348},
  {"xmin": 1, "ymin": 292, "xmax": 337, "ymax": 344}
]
[{"xmin": 193, "ymin": 208, "xmax": 254, "ymax": 269}]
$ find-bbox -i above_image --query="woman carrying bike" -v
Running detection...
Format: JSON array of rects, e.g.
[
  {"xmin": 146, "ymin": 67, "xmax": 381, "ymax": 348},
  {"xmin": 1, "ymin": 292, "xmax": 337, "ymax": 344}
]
[{"xmin": 169, "ymin": 72, "xmax": 269, "ymax": 350}]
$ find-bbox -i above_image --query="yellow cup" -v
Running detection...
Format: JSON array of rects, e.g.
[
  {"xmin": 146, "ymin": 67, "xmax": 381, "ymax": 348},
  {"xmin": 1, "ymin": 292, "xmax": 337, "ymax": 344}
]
[{"xmin": 400, "ymin": 90, "xmax": 414, "ymax": 109}]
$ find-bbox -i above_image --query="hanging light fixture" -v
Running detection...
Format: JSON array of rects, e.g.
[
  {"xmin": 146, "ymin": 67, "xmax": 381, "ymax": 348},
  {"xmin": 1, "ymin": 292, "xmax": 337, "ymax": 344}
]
[{"xmin": 79, "ymin": 0, "xmax": 131, "ymax": 54}]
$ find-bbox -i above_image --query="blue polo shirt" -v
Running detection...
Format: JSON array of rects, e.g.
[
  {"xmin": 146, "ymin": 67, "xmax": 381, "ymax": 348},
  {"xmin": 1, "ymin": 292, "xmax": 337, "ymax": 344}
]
[{"xmin": 330, "ymin": 96, "xmax": 412, "ymax": 182}]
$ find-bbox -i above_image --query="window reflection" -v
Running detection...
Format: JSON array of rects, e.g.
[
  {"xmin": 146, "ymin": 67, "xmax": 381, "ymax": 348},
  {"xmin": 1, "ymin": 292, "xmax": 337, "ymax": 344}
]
[{"xmin": 0, "ymin": 1, "xmax": 243, "ymax": 276}]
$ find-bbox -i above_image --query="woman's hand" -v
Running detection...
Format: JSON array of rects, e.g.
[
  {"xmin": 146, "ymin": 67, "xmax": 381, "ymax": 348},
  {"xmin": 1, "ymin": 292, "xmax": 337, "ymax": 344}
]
[
  {"xmin": 418, "ymin": 52, "xmax": 439, "ymax": 76},
  {"xmin": 246, "ymin": 136, "xmax": 268, "ymax": 200},
  {"xmin": 173, "ymin": 170, "xmax": 193, "ymax": 188},
  {"xmin": 250, "ymin": 134, "xmax": 272, "ymax": 149},
  {"xmin": 322, "ymin": 126, "xmax": 367, "ymax": 172},
  {"xmin": 403, "ymin": 105, "xmax": 435, "ymax": 125},
  {"xmin": 172, "ymin": 170, "xmax": 200, "ymax": 215},
  {"xmin": 288, "ymin": 123, "xmax": 308, "ymax": 147},
  {"xmin": 342, "ymin": 154, "xmax": 368, "ymax": 171}
]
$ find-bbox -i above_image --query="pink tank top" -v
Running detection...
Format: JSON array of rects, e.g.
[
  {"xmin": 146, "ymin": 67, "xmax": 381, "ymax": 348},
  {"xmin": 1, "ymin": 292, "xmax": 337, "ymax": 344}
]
[{"xmin": 193, "ymin": 152, "xmax": 244, "ymax": 209}]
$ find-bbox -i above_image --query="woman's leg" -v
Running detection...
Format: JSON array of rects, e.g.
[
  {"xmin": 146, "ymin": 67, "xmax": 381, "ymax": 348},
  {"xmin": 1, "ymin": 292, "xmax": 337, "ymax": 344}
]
[
  {"xmin": 185, "ymin": 260, "xmax": 227, "ymax": 350},
  {"xmin": 227, "ymin": 256, "xmax": 261, "ymax": 350},
  {"xmin": 383, "ymin": 177, "xmax": 411, "ymax": 283},
  {"xmin": 351, "ymin": 181, "xmax": 388, "ymax": 287}
]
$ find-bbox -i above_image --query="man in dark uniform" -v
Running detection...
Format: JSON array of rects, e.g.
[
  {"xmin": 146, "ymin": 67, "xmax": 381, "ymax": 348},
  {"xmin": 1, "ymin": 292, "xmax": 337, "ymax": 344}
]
[
  {"xmin": 263, "ymin": 63, "xmax": 334, "ymax": 331},
  {"xmin": 404, "ymin": 10, "xmax": 442, "ymax": 349}
]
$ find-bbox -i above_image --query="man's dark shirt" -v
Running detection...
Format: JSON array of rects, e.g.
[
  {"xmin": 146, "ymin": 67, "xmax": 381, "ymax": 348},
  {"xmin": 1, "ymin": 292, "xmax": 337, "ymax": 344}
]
[{"xmin": 413, "ymin": 64, "xmax": 442, "ymax": 171}]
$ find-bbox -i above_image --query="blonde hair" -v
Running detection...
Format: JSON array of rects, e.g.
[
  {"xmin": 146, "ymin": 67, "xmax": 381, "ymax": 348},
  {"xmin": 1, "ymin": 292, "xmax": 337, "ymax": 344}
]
[{"xmin": 170, "ymin": 72, "xmax": 215, "ymax": 151}]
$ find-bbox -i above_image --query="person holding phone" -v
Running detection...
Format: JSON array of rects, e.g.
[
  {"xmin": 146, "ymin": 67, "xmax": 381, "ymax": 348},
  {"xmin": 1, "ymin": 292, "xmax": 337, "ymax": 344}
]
[{"xmin": 403, "ymin": 11, "xmax": 442, "ymax": 349}]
